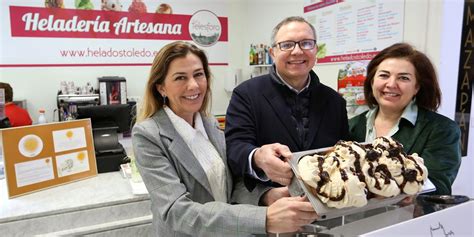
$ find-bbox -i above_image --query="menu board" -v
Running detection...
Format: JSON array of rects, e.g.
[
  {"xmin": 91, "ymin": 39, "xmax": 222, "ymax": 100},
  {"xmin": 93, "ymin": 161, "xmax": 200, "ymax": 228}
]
[
  {"xmin": 304, "ymin": 0, "xmax": 404, "ymax": 64},
  {"xmin": 1, "ymin": 119, "xmax": 97, "ymax": 198}
]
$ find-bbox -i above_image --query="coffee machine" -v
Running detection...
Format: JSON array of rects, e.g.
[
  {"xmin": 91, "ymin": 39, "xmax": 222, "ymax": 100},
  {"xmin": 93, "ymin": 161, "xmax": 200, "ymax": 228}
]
[
  {"xmin": 56, "ymin": 78, "xmax": 131, "ymax": 173},
  {"xmin": 57, "ymin": 93, "xmax": 100, "ymax": 121}
]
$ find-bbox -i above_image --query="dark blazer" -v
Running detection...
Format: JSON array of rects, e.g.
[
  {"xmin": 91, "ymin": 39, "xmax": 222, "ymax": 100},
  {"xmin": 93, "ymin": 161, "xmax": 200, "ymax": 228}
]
[
  {"xmin": 349, "ymin": 108, "xmax": 462, "ymax": 195},
  {"xmin": 133, "ymin": 109, "xmax": 269, "ymax": 237},
  {"xmin": 225, "ymin": 66, "xmax": 349, "ymax": 190}
]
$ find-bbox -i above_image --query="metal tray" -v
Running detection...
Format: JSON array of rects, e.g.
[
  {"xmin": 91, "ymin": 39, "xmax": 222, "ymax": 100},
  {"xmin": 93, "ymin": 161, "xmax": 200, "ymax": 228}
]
[{"xmin": 288, "ymin": 147, "xmax": 436, "ymax": 221}]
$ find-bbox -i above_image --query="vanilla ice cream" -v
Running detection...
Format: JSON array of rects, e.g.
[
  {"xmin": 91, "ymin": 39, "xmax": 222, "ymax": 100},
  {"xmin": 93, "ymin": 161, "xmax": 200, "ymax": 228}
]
[
  {"xmin": 298, "ymin": 141, "xmax": 368, "ymax": 209},
  {"xmin": 297, "ymin": 137, "xmax": 428, "ymax": 209}
]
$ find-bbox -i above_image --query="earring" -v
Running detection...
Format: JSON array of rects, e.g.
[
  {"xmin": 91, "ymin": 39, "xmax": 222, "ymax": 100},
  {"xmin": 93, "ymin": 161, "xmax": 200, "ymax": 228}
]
[{"xmin": 162, "ymin": 95, "xmax": 167, "ymax": 105}]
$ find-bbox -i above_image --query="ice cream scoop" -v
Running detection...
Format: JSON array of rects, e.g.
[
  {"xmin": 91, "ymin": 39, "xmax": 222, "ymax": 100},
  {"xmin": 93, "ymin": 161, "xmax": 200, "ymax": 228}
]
[
  {"xmin": 399, "ymin": 153, "xmax": 428, "ymax": 195},
  {"xmin": 367, "ymin": 137, "xmax": 427, "ymax": 196},
  {"xmin": 298, "ymin": 150, "xmax": 367, "ymax": 209}
]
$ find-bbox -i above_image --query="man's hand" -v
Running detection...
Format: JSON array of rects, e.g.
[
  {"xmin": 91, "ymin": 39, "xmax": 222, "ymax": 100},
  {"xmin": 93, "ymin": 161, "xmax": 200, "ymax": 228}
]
[
  {"xmin": 253, "ymin": 143, "xmax": 293, "ymax": 185},
  {"xmin": 266, "ymin": 196, "xmax": 318, "ymax": 233},
  {"xmin": 261, "ymin": 187, "xmax": 290, "ymax": 206}
]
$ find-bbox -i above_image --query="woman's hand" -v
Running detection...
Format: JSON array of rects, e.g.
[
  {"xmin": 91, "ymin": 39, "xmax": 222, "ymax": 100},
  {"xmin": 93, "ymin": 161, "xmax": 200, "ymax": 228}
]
[
  {"xmin": 261, "ymin": 187, "xmax": 290, "ymax": 206},
  {"xmin": 266, "ymin": 196, "xmax": 318, "ymax": 233}
]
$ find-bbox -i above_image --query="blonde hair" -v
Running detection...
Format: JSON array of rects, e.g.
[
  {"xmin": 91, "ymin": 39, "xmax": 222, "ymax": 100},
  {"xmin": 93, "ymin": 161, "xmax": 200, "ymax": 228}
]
[{"xmin": 137, "ymin": 41, "xmax": 212, "ymax": 122}]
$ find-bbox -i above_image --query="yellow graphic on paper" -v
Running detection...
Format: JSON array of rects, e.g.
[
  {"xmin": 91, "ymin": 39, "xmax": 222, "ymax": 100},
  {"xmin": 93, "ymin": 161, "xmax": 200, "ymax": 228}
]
[
  {"xmin": 24, "ymin": 137, "xmax": 39, "ymax": 153},
  {"xmin": 77, "ymin": 152, "xmax": 86, "ymax": 163},
  {"xmin": 18, "ymin": 134, "xmax": 44, "ymax": 158},
  {"xmin": 52, "ymin": 127, "xmax": 87, "ymax": 153},
  {"xmin": 66, "ymin": 130, "xmax": 74, "ymax": 139}
]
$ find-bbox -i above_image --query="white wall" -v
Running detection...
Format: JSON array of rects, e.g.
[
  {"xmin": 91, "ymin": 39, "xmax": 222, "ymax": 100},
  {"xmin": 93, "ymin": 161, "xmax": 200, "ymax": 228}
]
[{"xmin": 239, "ymin": 0, "xmax": 304, "ymax": 80}]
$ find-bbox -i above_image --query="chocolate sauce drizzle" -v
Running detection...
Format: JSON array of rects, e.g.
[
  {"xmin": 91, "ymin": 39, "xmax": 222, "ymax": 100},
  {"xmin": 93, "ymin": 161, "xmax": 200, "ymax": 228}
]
[
  {"xmin": 314, "ymin": 153, "xmax": 346, "ymax": 201},
  {"xmin": 306, "ymin": 138, "xmax": 425, "ymax": 204},
  {"xmin": 372, "ymin": 138, "xmax": 424, "ymax": 192},
  {"xmin": 337, "ymin": 141, "xmax": 366, "ymax": 182}
]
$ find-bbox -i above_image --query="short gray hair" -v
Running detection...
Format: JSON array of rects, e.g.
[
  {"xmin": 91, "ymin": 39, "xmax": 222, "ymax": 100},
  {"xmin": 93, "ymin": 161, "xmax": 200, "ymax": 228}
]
[{"xmin": 271, "ymin": 16, "xmax": 317, "ymax": 46}]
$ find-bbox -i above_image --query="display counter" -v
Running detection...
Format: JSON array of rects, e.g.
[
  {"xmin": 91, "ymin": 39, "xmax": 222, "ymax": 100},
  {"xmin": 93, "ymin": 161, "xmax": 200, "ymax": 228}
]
[
  {"xmin": 1, "ymin": 172, "xmax": 472, "ymax": 236},
  {"xmin": 270, "ymin": 198, "xmax": 473, "ymax": 237},
  {"xmin": 1, "ymin": 136, "xmax": 471, "ymax": 236},
  {"xmin": 0, "ymin": 171, "xmax": 151, "ymax": 236}
]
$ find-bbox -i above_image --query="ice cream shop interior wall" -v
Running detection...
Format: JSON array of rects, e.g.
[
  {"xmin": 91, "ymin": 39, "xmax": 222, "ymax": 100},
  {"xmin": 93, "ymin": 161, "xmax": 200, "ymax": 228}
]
[{"xmin": 0, "ymin": 0, "xmax": 472, "ymax": 196}]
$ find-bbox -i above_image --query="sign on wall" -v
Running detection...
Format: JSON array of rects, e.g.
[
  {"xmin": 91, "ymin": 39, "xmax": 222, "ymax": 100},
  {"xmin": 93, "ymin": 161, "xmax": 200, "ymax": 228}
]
[
  {"xmin": 454, "ymin": 0, "xmax": 474, "ymax": 156},
  {"xmin": 1, "ymin": 119, "xmax": 97, "ymax": 198},
  {"xmin": 337, "ymin": 61, "xmax": 369, "ymax": 118},
  {"xmin": 0, "ymin": 0, "xmax": 228, "ymax": 67},
  {"xmin": 303, "ymin": 0, "xmax": 404, "ymax": 64}
]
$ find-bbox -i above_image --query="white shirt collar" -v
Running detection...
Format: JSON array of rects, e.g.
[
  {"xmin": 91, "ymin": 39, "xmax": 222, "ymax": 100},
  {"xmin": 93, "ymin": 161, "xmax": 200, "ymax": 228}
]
[
  {"xmin": 400, "ymin": 99, "xmax": 418, "ymax": 125},
  {"xmin": 275, "ymin": 69, "xmax": 310, "ymax": 94},
  {"xmin": 365, "ymin": 100, "xmax": 418, "ymax": 142},
  {"xmin": 164, "ymin": 107, "xmax": 208, "ymax": 144}
]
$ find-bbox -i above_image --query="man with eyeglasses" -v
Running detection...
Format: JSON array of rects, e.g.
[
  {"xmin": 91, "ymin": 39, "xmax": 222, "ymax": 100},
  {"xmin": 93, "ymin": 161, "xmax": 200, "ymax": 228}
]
[{"xmin": 225, "ymin": 16, "xmax": 349, "ymax": 194}]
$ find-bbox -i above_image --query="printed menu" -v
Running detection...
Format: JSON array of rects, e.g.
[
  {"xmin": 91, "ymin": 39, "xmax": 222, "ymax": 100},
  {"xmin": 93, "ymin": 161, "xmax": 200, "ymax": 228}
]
[
  {"xmin": 304, "ymin": 0, "xmax": 404, "ymax": 64},
  {"xmin": 0, "ymin": 119, "xmax": 97, "ymax": 198}
]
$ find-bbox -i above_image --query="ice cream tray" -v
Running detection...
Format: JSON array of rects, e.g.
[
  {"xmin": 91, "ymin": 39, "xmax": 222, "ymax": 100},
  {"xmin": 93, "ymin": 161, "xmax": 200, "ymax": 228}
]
[{"xmin": 288, "ymin": 147, "xmax": 436, "ymax": 221}]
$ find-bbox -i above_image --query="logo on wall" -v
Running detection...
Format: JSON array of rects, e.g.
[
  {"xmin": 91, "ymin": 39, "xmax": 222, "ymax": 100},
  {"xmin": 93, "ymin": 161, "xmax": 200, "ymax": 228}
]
[{"xmin": 189, "ymin": 10, "xmax": 221, "ymax": 47}]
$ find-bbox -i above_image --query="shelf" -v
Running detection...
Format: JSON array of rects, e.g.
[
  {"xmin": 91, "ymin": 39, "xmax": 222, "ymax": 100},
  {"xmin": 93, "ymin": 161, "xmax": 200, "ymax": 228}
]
[{"xmin": 249, "ymin": 64, "xmax": 272, "ymax": 67}]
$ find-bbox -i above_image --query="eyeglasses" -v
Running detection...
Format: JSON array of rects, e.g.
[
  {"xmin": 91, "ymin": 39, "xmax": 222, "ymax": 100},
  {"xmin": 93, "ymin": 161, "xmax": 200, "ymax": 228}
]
[{"xmin": 273, "ymin": 39, "xmax": 317, "ymax": 51}]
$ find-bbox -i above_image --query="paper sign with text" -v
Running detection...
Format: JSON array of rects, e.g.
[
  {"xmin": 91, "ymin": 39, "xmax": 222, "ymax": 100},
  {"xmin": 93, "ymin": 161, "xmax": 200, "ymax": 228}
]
[{"xmin": 1, "ymin": 119, "xmax": 97, "ymax": 198}]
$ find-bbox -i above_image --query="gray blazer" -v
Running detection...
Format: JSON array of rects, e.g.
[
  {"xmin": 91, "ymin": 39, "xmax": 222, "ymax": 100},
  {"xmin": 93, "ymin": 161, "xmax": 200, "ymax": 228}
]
[{"xmin": 132, "ymin": 109, "xmax": 269, "ymax": 237}]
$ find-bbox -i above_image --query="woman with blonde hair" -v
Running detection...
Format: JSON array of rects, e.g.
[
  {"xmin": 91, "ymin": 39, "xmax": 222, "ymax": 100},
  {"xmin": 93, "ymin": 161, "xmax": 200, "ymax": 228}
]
[{"xmin": 133, "ymin": 41, "xmax": 317, "ymax": 236}]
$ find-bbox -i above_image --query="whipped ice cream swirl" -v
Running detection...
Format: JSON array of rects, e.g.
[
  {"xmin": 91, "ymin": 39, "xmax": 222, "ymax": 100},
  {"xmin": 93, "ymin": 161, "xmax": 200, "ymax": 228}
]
[{"xmin": 297, "ymin": 137, "xmax": 428, "ymax": 209}]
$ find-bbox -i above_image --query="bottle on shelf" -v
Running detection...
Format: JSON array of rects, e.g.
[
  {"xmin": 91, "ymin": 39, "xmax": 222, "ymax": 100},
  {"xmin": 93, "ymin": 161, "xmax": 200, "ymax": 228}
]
[
  {"xmin": 265, "ymin": 45, "xmax": 273, "ymax": 65},
  {"xmin": 38, "ymin": 109, "xmax": 47, "ymax": 124},
  {"xmin": 256, "ymin": 44, "xmax": 263, "ymax": 65},
  {"xmin": 249, "ymin": 44, "xmax": 255, "ymax": 65},
  {"xmin": 253, "ymin": 45, "xmax": 259, "ymax": 65},
  {"xmin": 250, "ymin": 43, "xmax": 274, "ymax": 66}
]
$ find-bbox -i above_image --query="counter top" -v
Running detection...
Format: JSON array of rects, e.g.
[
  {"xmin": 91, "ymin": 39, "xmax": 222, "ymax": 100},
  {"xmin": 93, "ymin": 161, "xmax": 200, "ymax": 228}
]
[{"xmin": 0, "ymin": 171, "xmax": 149, "ymax": 223}]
